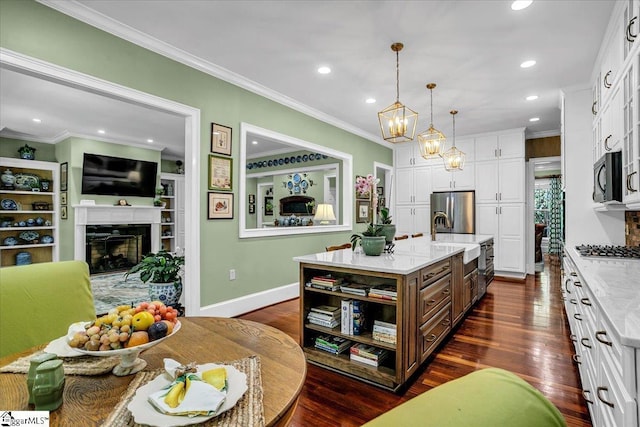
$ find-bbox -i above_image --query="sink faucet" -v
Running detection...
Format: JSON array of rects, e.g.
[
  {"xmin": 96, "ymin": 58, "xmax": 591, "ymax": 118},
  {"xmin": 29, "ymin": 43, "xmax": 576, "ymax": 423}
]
[{"xmin": 431, "ymin": 211, "xmax": 451, "ymax": 241}]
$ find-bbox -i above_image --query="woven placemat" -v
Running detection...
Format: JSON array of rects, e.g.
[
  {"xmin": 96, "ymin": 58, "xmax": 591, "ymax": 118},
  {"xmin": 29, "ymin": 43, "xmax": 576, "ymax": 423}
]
[
  {"xmin": 0, "ymin": 350, "xmax": 119, "ymax": 376},
  {"xmin": 102, "ymin": 355, "xmax": 265, "ymax": 427}
]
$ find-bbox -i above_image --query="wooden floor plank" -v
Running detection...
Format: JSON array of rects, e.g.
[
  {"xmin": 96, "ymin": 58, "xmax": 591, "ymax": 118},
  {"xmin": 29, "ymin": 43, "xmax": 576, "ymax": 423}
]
[{"xmin": 238, "ymin": 256, "xmax": 592, "ymax": 426}]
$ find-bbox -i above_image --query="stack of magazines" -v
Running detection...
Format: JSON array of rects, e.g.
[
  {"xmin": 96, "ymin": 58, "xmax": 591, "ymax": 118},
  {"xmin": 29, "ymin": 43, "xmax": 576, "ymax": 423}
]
[
  {"xmin": 368, "ymin": 284, "xmax": 397, "ymax": 301},
  {"xmin": 372, "ymin": 320, "xmax": 397, "ymax": 344},
  {"xmin": 306, "ymin": 275, "xmax": 343, "ymax": 291},
  {"xmin": 349, "ymin": 343, "xmax": 390, "ymax": 367},
  {"xmin": 307, "ymin": 305, "xmax": 340, "ymax": 328},
  {"xmin": 339, "ymin": 282, "xmax": 370, "ymax": 296},
  {"xmin": 314, "ymin": 334, "xmax": 352, "ymax": 354}
]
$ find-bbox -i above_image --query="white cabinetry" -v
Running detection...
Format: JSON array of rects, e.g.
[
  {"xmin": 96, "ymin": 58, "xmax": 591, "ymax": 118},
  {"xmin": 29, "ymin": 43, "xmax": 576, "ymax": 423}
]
[
  {"xmin": 476, "ymin": 203, "xmax": 524, "ymax": 273},
  {"xmin": 623, "ymin": 53, "xmax": 640, "ymax": 204},
  {"xmin": 395, "ymin": 143, "xmax": 434, "ymax": 236},
  {"xmin": 159, "ymin": 173, "xmax": 185, "ymax": 252},
  {"xmin": 474, "ymin": 131, "xmax": 524, "ymax": 162},
  {"xmin": 396, "ymin": 167, "xmax": 431, "ymax": 205},
  {"xmin": 395, "ymin": 205, "xmax": 430, "ymax": 237},
  {"xmin": 431, "ymin": 163, "xmax": 475, "ymax": 192},
  {"xmin": 475, "ymin": 158, "xmax": 525, "ymax": 204}
]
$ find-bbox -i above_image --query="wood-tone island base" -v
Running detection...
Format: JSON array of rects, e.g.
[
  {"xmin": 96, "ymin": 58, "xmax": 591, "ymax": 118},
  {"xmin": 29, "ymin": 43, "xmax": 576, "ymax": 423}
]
[{"xmin": 295, "ymin": 236, "xmax": 491, "ymax": 391}]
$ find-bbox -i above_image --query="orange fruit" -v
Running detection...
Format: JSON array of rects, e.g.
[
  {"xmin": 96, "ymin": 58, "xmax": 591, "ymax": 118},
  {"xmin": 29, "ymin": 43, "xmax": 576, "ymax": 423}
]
[
  {"xmin": 131, "ymin": 311, "xmax": 155, "ymax": 331},
  {"xmin": 126, "ymin": 331, "xmax": 149, "ymax": 348},
  {"xmin": 161, "ymin": 320, "xmax": 174, "ymax": 335}
]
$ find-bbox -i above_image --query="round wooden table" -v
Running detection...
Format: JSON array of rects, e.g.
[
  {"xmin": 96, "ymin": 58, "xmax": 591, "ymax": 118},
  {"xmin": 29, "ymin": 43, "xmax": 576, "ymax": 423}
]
[{"xmin": 0, "ymin": 317, "xmax": 307, "ymax": 426}]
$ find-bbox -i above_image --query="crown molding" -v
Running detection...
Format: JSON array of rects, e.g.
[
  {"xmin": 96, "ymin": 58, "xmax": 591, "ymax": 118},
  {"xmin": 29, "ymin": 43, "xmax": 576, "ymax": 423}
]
[
  {"xmin": 38, "ymin": 0, "xmax": 391, "ymax": 149},
  {"xmin": 526, "ymin": 129, "xmax": 561, "ymax": 139}
]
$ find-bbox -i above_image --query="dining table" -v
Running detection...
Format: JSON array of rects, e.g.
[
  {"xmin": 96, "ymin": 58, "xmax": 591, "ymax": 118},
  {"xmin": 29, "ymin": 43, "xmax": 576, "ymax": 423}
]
[{"xmin": 0, "ymin": 317, "xmax": 307, "ymax": 426}]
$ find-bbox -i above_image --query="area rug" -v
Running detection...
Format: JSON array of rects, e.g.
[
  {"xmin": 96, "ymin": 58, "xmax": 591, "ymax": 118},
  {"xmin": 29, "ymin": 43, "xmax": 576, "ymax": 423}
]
[{"xmin": 91, "ymin": 271, "xmax": 149, "ymax": 315}]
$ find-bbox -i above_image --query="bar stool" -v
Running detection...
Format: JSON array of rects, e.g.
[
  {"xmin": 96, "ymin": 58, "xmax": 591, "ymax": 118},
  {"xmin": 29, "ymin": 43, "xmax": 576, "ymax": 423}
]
[
  {"xmin": 411, "ymin": 233, "xmax": 424, "ymax": 238},
  {"xmin": 326, "ymin": 243, "xmax": 352, "ymax": 251},
  {"xmin": 394, "ymin": 235, "xmax": 409, "ymax": 241}
]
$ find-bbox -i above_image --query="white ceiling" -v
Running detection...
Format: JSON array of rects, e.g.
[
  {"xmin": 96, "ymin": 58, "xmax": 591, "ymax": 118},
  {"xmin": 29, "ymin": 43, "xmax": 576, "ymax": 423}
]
[{"xmin": 1, "ymin": 0, "xmax": 615, "ymax": 159}]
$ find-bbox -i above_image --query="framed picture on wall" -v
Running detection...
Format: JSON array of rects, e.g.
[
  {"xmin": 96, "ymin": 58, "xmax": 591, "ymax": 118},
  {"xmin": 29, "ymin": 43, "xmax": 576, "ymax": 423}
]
[
  {"xmin": 211, "ymin": 123, "xmax": 232, "ymax": 156},
  {"xmin": 60, "ymin": 205, "xmax": 68, "ymax": 220},
  {"xmin": 208, "ymin": 192, "xmax": 233, "ymax": 219},
  {"xmin": 60, "ymin": 162, "xmax": 68, "ymax": 192},
  {"xmin": 208, "ymin": 155, "xmax": 232, "ymax": 191},
  {"xmin": 264, "ymin": 196, "xmax": 274, "ymax": 216},
  {"xmin": 60, "ymin": 192, "xmax": 67, "ymax": 206},
  {"xmin": 376, "ymin": 186, "xmax": 384, "ymax": 196},
  {"xmin": 249, "ymin": 204, "xmax": 255, "ymax": 214},
  {"xmin": 248, "ymin": 194, "xmax": 255, "ymax": 204},
  {"xmin": 356, "ymin": 200, "xmax": 371, "ymax": 223},
  {"xmin": 355, "ymin": 175, "xmax": 370, "ymax": 199}
]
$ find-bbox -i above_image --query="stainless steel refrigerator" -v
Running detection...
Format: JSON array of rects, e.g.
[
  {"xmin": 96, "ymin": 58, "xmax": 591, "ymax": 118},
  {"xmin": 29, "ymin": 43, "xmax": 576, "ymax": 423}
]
[{"xmin": 430, "ymin": 190, "xmax": 475, "ymax": 234}]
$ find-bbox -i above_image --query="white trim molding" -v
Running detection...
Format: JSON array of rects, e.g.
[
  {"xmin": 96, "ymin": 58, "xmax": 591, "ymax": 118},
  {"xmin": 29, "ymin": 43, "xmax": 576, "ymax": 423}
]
[{"xmin": 198, "ymin": 283, "xmax": 299, "ymax": 318}]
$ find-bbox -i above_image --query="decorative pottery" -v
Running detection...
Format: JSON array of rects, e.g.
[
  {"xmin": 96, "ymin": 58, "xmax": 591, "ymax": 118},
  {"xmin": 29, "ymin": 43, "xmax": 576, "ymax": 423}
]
[
  {"xmin": 35, "ymin": 217, "xmax": 44, "ymax": 226},
  {"xmin": 148, "ymin": 280, "xmax": 182, "ymax": 307},
  {"xmin": 380, "ymin": 224, "xmax": 397, "ymax": 244},
  {"xmin": 40, "ymin": 179, "xmax": 51, "ymax": 192},
  {"xmin": 361, "ymin": 236, "xmax": 386, "ymax": 256},
  {"xmin": 1, "ymin": 169, "xmax": 15, "ymax": 189},
  {"xmin": 3, "ymin": 236, "xmax": 18, "ymax": 246},
  {"xmin": 41, "ymin": 235, "xmax": 54, "ymax": 244},
  {"xmin": 16, "ymin": 251, "xmax": 32, "ymax": 266},
  {"xmin": 18, "ymin": 144, "xmax": 36, "ymax": 160}
]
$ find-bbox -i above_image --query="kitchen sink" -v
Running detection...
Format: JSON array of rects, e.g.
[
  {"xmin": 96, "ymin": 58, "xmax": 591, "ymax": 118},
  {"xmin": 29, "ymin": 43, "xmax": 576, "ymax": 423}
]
[{"xmin": 431, "ymin": 242, "xmax": 481, "ymax": 264}]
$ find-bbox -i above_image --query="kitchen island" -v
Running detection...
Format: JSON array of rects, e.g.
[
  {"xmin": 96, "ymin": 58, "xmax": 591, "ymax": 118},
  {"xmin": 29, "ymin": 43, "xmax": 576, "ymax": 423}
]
[{"xmin": 293, "ymin": 234, "xmax": 493, "ymax": 391}]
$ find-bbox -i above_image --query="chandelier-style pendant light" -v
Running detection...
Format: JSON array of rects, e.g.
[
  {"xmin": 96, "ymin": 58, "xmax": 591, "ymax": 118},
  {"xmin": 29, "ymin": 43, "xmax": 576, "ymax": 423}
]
[
  {"xmin": 417, "ymin": 83, "xmax": 446, "ymax": 159},
  {"xmin": 378, "ymin": 42, "xmax": 418, "ymax": 143},
  {"xmin": 442, "ymin": 110, "xmax": 466, "ymax": 171}
]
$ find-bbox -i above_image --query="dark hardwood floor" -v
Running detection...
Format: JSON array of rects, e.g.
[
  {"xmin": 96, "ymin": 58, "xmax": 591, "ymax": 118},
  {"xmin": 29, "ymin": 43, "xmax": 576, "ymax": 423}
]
[{"xmin": 238, "ymin": 256, "xmax": 592, "ymax": 426}]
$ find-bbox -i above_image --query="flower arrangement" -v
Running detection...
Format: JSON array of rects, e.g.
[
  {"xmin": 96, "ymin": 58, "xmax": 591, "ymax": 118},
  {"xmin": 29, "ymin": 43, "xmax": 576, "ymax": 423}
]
[{"xmin": 355, "ymin": 174, "xmax": 379, "ymax": 221}]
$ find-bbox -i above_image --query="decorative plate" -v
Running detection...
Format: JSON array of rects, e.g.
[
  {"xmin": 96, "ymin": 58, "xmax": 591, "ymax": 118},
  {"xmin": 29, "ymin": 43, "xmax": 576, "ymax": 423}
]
[
  {"xmin": 287, "ymin": 181, "xmax": 293, "ymax": 189},
  {"xmin": 246, "ymin": 163, "xmax": 253, "ymax": 170},
  {"xmin": 127, "ymin": 362, "xmax": 247, "ymax": 427},
  {"xmin": 278, "ymin": 158, "xmax": 284, "ymax": 165},
  {"xmin": 13, "ymin": 173, "xmax": 40, "ymax": 190},
  {"xmin": 292, "ymin": 173, "xmax": 301, "ymax": 184},
  {"xmin": 289, "ymin": 156, "xmax": 296, "ymax": 163},
  {"xmin": 293, "ymin": 185, "xmax": 301, "ymax": 194},
  {"xmin": 302, "ymin": 154, "xmax": 309, "ymax": 161},
  {"xmin": 267, "ymin": 160, "xmax": 273, "ymax": 167},
  {"xmin": 296, "ymin": 155, "xmax": 302, "ymax": 162},
  {"xmin": 301, "ymin": 180, "xmax": 309, "ymax": 189},
  {"xmin": 19, "ymin": 230, "xmax": 39, "ymax": 242},
  {"xmin": 41, "ymin": 235, "xmax": 54, "ymax": 244},
  {"xmin": 284, "ymin": 158, "xmax": 289, "ymax": 164},
  {"xmin": 3, "ymin": 236, "xmax": 18, "ymax": 246},
  {"xmin": 315, "ymin": 153, "xmax": 322, "ymax": 160},
  {"xmin": 1, "ymin": 199, "xmax": 18, "ymax": 210}
]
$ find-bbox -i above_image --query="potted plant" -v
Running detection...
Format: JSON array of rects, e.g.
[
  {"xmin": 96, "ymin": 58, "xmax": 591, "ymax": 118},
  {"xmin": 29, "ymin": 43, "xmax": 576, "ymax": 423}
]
[
  {"xmin": 350, "ymin": 222, "xmax": 386, "ymax": 256},
  {"xmin": 378, "ymin": 207, "xmax": 396, "ymax": 244},
  {"xmin": 125, "ymin": 251, "xmax": 185, "ymax": 306},
  {"xmin": 153, "ymin": 187, "xmax": 165, "ymax": 207}
]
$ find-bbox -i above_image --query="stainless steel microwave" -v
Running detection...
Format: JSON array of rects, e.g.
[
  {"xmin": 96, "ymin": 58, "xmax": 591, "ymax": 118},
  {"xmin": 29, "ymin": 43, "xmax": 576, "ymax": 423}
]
[{"xmin": 593, "ymin": 151, "xmax": 622, "ymax": 203}]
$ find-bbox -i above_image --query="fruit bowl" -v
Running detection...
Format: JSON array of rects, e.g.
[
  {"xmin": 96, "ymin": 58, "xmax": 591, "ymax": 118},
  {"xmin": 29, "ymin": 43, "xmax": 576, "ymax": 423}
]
[{"xmin": 65, "ymin": 320, "xmax": 181, "ymax": 376}]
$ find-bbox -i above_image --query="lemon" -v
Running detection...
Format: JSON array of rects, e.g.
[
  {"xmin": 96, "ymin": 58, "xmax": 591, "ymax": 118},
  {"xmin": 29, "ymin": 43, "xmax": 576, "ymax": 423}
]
[
  {"xmin": 131, "ymin": 311, "xmax": 154, "ymax": 331},
  {"xmin": 202, "ymin": 367, "xmax": 227, "ymax": 391}
]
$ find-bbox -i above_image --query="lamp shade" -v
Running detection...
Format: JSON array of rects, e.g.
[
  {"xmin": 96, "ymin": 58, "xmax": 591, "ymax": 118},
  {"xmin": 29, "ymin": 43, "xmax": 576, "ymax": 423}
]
[{"xmin": 313, "ymin": 204, "xmax": 336, "ymax": 224}]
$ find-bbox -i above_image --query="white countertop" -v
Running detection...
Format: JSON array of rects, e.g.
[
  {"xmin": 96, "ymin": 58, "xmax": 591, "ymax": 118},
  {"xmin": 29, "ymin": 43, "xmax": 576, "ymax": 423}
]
[
  {"xmin": 293, "ymin": 234, "xmax": 493, "ymax": 275},
  {"xmin": 565, "ymin": 246, "xmax": 640, "ymax": 348}
]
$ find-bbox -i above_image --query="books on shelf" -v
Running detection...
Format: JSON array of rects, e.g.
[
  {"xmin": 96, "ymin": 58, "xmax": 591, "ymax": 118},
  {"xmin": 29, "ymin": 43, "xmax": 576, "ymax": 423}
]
[
  {"xmin": 314, "ymin": 334, "xmax": 352, "ymax": 355},
  {"xmin": 310, "ymin": 305, "xmax": 340, "ymax": 316},
  {"xmin": 341, "ymin": 299, "xmax": 366, "ymax": 335},
  {"xmin": 307, "ymin": 305, "xmax": 340, "ymax": 328},
  {"xmin": 339, "ymin": 282, "xmax": 370, "ymax": 296},
  {"xmin": 368, "ymin": 284, "xmax": 397, "ymax": 301},
  {"xmin": 372, "ymin": 319, "xmax": 397, "ymax": 344},
  {"xmin": 349, "ymin": 343, "xmax": 390, "ymax": 367}
]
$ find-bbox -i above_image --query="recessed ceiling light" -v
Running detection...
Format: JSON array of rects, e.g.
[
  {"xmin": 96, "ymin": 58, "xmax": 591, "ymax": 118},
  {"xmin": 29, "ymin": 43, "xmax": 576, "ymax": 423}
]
[
  {"xmin": 526, "ymin": 95, "xmax": 539, "ymax": 101},
  {"xmin": 520, "ymin": 60, "xmax": 536, "ymax": 68},
  {"xmin": 529, "ymin": 117, "xmax": 540, "ymax": 122},
  {"xmin": 317, "ymin": 66, "xmax": 331, "ymax": 74},
  {"xmin": 32, "ymin": 118, "xmax": 41, "ymax": 123},
  {"xmin": 97, "ymin": 129, "xmax": 106, "ymax": 134},
  {"xmin": 511, "ymin": 1, "xmax": 533, "ymax": 11},
  {"xmin": 252, "ymin": 140, "xmax": 258, "ymax": 145},
  {"xmin": 365, "ymin": 98, "xmax": 376, "ymax": 104},
  {"xmin": 147, "ymin": 139, "xmax": 154, "ymax": 143}
]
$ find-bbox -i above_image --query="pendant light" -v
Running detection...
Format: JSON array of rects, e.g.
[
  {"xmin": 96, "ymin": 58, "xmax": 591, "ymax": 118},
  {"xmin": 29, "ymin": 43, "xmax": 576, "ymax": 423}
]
[
  {"xmin": 378, "ymin": 42, "xmax": 418, "ymax": 143},
  {"xmin": 417, "ymin": 83, "xmax": 446, "ymax": 159},
  {"xmin": 442, "ymin": 110, "xmax": 466, "ymax": 171}
]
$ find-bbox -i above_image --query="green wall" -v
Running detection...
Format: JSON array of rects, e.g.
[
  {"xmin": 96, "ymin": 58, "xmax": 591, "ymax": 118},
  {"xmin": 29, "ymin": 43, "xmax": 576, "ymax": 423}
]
[
  {"xmin": 0, "ymin": 137, "xmax": 56, "ymax": 161},
  {"xmin": 0, "ymin": 0, "xmax": 393, "ymax": 308}
]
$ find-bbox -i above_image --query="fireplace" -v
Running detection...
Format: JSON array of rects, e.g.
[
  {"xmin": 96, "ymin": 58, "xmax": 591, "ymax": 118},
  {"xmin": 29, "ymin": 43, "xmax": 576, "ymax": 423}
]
[
  {"xmin": 74, "ymin": 205, "xmax": 161, "ymax": 274},
  {"xmin": 86, "ymin": 224, "xmax": 151, "ymax": 274}
]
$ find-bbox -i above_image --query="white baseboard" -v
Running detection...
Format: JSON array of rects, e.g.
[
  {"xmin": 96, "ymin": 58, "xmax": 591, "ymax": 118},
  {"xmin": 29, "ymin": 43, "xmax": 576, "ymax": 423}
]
[{"xmin": 197, "ymin": 282, "xmax": 299, "ymax": 318}]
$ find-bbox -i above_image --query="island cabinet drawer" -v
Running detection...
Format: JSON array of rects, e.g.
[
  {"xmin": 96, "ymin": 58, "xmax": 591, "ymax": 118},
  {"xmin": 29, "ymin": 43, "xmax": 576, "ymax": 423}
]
[
  {"xmin": 419, "ymin": 303, "xmax": 452, "ymax": 363},
  {"xmin": 421, "ymin": 258, "xmax": 451, "ymax": 286},
  {"xmin": 595, "ymin": 315, "xmax": 636, "ymax": 395},
  {"xmin": 419, "ymin": 274, "xmax": 451, "ymax": 324},
  {"xmin": 598, "ymin": 349, "xmax": 638, "ymax": 427}
]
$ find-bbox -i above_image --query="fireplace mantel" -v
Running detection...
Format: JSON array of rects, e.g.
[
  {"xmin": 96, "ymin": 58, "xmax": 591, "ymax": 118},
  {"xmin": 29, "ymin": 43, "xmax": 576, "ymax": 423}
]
[{"xmin": 74, "ymin": 205, "xmax": 161, "ymax": 261}]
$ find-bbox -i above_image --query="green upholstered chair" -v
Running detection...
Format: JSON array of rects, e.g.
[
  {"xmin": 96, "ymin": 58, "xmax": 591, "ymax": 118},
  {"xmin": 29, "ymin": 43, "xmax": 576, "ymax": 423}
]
[
  {"xmin": 0, "ymin": 261, "xmax": 97, "ymax": 358},
  {"xmin": 362, "ymin": 368, "xmax": 566, "ymax": 427}
]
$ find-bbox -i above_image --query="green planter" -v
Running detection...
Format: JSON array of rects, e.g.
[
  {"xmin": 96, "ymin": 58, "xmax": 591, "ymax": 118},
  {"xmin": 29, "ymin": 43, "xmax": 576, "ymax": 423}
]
[
  {"xmin": 380, "ymin": 224, "xmax": 396, "ymax": 244},
  {"xmin": 361, "ymin": 236, "xmax": 386, "ymax": 256}
]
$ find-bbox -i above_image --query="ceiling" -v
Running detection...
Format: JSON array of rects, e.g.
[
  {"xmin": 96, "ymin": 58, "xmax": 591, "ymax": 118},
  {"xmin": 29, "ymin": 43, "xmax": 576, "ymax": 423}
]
[{"xmin": 1, "ymin": 0, "xmax": 615, "ymax": 159}]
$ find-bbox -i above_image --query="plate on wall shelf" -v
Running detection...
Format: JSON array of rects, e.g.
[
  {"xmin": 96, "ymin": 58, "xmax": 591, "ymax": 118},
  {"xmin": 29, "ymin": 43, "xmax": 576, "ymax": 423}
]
[
  {"xmin": 1, "ymin": 199, "xmax": 18, "ymax": 210},
  {"xmin": 19, "ymin": 230, "xmax": 39, "ymax": 242},
  {"xmin": 3, "ymin": 236, "xmax": 18, "ymax": 246},
  {"xmin": 13, "ymin": 173, "xmax": 40, "ymax": 190}
]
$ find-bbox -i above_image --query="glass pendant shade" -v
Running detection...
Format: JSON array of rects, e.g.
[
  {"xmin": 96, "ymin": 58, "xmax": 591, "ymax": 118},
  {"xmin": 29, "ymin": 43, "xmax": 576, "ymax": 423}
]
[
  {"xmin": 417, "ymin": 83, "xmax": 446, "ymax": 159},
  {"xmin": 442, "ymin": 110, "xmax": 466, "ymax": 171},
  {"xmin": 378, "ymin": 42, "xmax": 418, "ymax": 142}
]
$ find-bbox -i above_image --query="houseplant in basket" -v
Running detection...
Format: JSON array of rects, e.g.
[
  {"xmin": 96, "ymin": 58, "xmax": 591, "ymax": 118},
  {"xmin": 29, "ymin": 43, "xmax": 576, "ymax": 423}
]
[
  {"xmin": 350, "ymin": 222, "xmax": 386, "ymax": 256},
  {"xmin": 125, "ymin": 251, "xmax": 184, "ymax": 306},
  {"xmin": 378, "ymin": 207, "xmax": 396, "ymax": 244}
]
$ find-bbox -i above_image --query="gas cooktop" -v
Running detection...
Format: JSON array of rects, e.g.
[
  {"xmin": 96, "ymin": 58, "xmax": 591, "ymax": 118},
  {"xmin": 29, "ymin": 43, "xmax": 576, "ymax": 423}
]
[{"xmin": 575, "ymin": 244, "xmax": 640, "ymax": 259}]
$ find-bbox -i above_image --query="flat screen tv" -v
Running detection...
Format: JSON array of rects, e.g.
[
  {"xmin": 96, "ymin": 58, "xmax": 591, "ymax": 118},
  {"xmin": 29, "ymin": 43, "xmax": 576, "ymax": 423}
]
[{"xmin": 81, "ymin": 153, "xmax": 158, "ymax": 197}]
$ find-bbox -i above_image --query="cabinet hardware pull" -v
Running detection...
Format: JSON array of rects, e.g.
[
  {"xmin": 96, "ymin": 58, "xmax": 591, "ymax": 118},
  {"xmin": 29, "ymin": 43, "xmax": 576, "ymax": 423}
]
[
  {"xmin": 595, "ymin": 330, "xmax": 613, "ymax": 346},
  {"xmin": 582, "ymin": 390, "xmax": 593, "ymax": 404},
  {"xmin": 592, "ymin": 100, "xmax": 598, "ymax": 116},
  {"xmin": 627, "ymin": 172, "xmax": 638, "ymax": 192},
  {"xmin": 442, "ymin": 289, "xmax": 450, "ymax": 295},
  {"xmin": 426, "ymin": 334, "xmax": 437, "ymax": 342},
  {"xmin": 580, "ymin": 298, "xmax": 591, "ymax": 306},
  {"xmin": 499, "ymin": 149, "xmax": 502, "ymax": 157},
  {"xmin": 442, "ymin": 320, "xmax": 451, "ymax": 327},
  {"xmin": 596, "ymin": 387, "xmax": 615, "ymax": 408},
  {"xmin": 573, "ymin": 313, "xmax": 583, "ymax": 321},
  {"xmin": 570, "ymin": 272, "xmax": 577, "ymax": 276},
  {"xmin": 426, "ymin": 299, "xmax": 437, "ymax": 306},
  {"xmin": 580, "ymin": 338, "xmax": 592, "ymax": 348},
  {"xmin": 564, "ymin": 278, "xmax": 572, "ymax": 294},
  {"xmin": 603, "ymin": 71, "xmax": 612, "ymax": 89},
  {"xmin": 570, "ymin": 298, "xmax": 577, "ymax": 305},
  {"xmin": 572, "ymin": 353, "xmax": 582, "ymax": 364},
  {"xmin": 574, "ymin": 281, "xmax": 582, "ymax": 287},
  {"xmin": 570, "ymin": 334, "xmax": 577, "ymax": 343},
  {"xmin": 499, "ymin": 207, "xmax": 502, "ymax": 214},
  {"xmin": 627, "ymin": 16, "xmax": 638, "ymax": 43},
  {"xmin": 603, "ymin": 134, "xmax": 612, "ymax": 151},
  {"xmin": 494, "ymin": 149, "xmax": 498, "ymax": 158}
]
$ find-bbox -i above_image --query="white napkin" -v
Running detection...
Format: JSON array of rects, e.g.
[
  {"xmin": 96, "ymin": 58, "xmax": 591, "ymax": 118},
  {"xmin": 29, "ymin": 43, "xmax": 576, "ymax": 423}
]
[{"xmin": 147, "ymin": 358, "xmax": 227, "ymax": 417}]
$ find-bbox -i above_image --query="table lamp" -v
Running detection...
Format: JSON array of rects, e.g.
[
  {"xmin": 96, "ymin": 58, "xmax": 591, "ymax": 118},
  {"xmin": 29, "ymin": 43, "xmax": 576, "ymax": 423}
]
[{"xmin": 313, "ymin": 204, "xmax": 336, "ymax": 225}]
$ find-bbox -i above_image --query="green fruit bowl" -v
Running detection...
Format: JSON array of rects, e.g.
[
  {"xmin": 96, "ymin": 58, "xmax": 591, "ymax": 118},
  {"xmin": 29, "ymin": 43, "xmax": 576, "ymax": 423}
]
[{"xmin": 65, "ymin": 320, "xmax": 181, "ymax": 376}]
